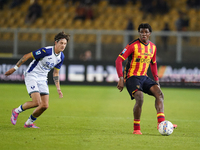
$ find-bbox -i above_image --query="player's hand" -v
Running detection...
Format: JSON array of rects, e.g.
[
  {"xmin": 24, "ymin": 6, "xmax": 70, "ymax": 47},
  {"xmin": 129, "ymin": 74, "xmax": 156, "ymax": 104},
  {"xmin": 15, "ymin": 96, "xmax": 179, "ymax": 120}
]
[
  {"xmin": 117, "ymin": 77, "xmax": 124, "ymax": 92},
  {"xmin": 5, "ymin": 68, "xmax": 15, "ymax": 76},
  {"xmin": 57, "ymin": 89, "xmax": 63, "ymax": 98}
]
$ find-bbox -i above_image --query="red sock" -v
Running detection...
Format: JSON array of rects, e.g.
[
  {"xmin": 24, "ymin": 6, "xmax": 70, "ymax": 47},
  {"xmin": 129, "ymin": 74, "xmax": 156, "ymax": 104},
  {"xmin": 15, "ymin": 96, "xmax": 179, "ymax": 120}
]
[
  {"xmin": 157, "ymin": 112, "xmax": 165, "ymax": 123},
  {"xmin": 134, "ymin": 119, "xmax": 140, "ymax": 130}
]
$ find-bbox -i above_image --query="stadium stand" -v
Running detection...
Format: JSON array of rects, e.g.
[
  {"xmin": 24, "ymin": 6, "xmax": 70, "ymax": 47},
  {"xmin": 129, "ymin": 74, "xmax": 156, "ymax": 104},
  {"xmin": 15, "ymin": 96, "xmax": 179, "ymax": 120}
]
[{"xmin": 0, "ymin": 0, "xmax": 199, "ymax": 45}]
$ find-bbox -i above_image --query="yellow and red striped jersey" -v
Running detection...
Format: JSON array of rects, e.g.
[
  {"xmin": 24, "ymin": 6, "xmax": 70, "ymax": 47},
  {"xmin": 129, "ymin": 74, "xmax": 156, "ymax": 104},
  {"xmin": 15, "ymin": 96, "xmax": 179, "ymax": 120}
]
[{"xmin": 119, "ymin": 38, "xmax": 157, "ymax": 80}]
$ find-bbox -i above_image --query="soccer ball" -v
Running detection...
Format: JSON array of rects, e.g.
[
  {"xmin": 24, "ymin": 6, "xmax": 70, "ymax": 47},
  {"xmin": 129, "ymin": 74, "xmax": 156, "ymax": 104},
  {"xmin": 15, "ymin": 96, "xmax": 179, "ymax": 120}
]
[{"xmin": 158, "ymin": 120, "xmax": 173, "ymax": 136}]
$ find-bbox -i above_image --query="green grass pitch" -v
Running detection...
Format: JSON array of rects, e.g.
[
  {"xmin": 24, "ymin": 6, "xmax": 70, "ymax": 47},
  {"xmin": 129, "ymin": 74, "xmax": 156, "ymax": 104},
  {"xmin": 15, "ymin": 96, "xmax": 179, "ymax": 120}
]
[{"xmin": 0, "ymin": 84, "xmax": 199, "ymax": 150}]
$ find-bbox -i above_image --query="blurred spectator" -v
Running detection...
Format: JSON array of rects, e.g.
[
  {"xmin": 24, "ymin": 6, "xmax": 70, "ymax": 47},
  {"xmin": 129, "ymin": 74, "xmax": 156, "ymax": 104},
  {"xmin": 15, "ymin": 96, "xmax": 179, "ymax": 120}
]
[
  {"xmin": 74, "ymin": 3, "xmax": 94, "ymax": 21},
  {"xmin": 126, "ymin": 18, "xmax": 134, "ymax": 42},
  {"xmin": 175, "ymin": 11, "xmax": 189, "ymax": 41},
  {"xmin": 154, "ymin": 0, "xmax": 169, "ymax": 15},
  {"xmin": 130, "ymin": 0, "xmax": 137, "ymax": 5},
  {"xmin": 0, "ymin": 0, "xmax": 7, "ymax": 10},
  {"xmin": 10, "ymin": 0, "xmax": 25, "ymax": 9},
  {"xmin": 187, "ymin": 0, "xmax": 200, "ymax": 9},
  {"xmin": 85, "ymin": 4, "xmax": 94, "ymax": 20},
  {"xmin": 80, "ymin": 50, "xmax": 92, "ymax": 61},
  {"xmin": 175, "ymin": 11, "xmax": 189, "ymax": 31},
  {"xmin": 109, "ymin": 0, "xmax": 128, "ymax": 5},
  {"xmin": 74, "ymin": 4, "xmax": 86, "ymax": 21},
  {"xmin": 140, "ymin": 0, "xmax": 153, "ymax": 14},
  {"xmin": 72, "ymin": 0, "xmax": 80, "ymax": 4},
  {"xmin": 25, "ymin": 0, "xmax": 42, "ymax": 25},
  {"xmin": 140, "ymin": 0, "xmax": 153, "ymax": 19},
  {"xmin": 67, "ymin": 0, "xmax": 99, "ymax": 5},
  {"xmin": 82, "ymin": 0, "xmax": 98, "ymax": 5},
  {"xmin": 162, "ymin": 23, "xmax": 170, "ymax": 51}
]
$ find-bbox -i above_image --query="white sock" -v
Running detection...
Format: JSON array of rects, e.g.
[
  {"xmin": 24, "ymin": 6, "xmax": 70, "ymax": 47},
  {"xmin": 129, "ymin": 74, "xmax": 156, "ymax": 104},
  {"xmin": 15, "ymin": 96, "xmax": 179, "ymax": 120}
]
[
  {"xmin": 25, "ymin": 119, "xmax": 33, "ymax": 125},
  {"xmin": 25, "ymin": 115, "xmax": 37, "ymax": 125},
  {"xmin": 15, "ymin": 105, "xmax": 24, "ymax": 113}
]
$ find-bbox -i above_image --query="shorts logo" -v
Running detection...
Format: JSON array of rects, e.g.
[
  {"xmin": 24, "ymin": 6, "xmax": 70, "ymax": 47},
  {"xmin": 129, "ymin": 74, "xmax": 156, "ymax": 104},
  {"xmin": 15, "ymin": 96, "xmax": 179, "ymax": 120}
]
[
  {"xmin": 35, "ymin": 51, "xmax": 41, "ymax": 55},
  {"xmin": 136, "ymin": 85, "xmax": 140, "ymax": 89},
  {"xmin": 42, "ymin": 49, "xmax": 46, "ymax": 53},
  {"xmin": 31, "ymin": 86, "xmax": 35, "ymax": 89}
]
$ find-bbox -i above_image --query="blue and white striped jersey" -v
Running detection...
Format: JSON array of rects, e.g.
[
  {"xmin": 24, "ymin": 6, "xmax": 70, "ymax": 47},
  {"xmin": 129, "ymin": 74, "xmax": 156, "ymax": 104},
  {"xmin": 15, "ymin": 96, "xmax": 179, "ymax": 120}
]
[{"xmin": 25, "ymin": 46, "xmax": 65, "ymax": 80}]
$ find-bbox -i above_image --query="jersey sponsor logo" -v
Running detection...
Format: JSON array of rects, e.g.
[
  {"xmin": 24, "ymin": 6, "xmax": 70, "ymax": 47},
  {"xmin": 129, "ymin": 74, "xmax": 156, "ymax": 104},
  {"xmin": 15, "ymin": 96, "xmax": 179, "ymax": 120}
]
[
  {"xmin": 135, "ymin": 58, "xmax": 151, "ymax": 64},
  {"xmin": 35, "ymin": 51, "xmax": 41, "ymax": 55},
  {"xmin": 42, "ymin": 62, "xmax": 54, "ymax": 70},
  {"xmin": 48, "ymin": 57, "xmax": 52, "ymax": 60}
]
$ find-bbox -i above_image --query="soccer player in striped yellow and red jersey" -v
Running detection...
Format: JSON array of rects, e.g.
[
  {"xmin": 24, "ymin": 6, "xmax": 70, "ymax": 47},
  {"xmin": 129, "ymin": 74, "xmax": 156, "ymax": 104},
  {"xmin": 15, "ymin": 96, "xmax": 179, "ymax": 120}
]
[{"xmin": 115, "ymin": 23, "xmax": 177, "ymax": 135}]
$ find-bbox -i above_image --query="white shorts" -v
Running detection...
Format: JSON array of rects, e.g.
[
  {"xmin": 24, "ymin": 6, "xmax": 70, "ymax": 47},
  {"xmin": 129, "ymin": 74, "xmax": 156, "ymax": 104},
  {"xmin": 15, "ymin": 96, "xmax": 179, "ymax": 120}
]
[{"xmin": 25, "ymin": 75, "xmax": 49, "ymax": 95}]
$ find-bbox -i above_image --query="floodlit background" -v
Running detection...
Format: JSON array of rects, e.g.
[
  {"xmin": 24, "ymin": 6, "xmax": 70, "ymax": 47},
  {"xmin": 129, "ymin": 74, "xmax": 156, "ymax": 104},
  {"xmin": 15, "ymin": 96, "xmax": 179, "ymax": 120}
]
[
  {"xmin": 1, "ymin": 0, "xmax": 200, "ymax": 62},
  {"xmin": 0, "ymin": 1, "xmax": 200, "ymax": 150}
]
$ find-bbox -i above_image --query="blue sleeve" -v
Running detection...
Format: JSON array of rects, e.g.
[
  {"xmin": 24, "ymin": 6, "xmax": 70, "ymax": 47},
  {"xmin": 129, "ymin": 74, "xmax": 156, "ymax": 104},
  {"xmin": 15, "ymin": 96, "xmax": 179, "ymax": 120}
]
[
  {"xmin": 32, "ymin": 47, "xmax": 52, "ymax": 60},
  {"xmin": 54, "ymin": 52, "xmax": 65, "ymax": 70}
]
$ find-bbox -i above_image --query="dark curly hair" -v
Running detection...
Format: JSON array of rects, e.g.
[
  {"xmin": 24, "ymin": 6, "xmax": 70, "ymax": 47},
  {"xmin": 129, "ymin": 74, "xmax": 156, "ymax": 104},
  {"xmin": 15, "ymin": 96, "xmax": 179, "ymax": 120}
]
[
  {"xmin": 54, "ymin": 31, "xmax": 70, "ymax": 42},
  {"xmin": 138, "ymin": 23, "xmax": 152, "ymax": 32}
]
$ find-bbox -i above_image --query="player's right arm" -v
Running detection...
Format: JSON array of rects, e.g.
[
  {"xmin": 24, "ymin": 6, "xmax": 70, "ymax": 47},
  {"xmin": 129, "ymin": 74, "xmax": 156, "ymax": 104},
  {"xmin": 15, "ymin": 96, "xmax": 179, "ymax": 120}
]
[
  {"xmin": 115, "ymin": 56, "xmax": 124, "ymax": 92},
  {"xmin": 115, "ymin": 44, "xmax": 134, "ymax": 92},
  {"xmin": 5, "ymin": 52, "xmax": 33, "ymax": 76}
]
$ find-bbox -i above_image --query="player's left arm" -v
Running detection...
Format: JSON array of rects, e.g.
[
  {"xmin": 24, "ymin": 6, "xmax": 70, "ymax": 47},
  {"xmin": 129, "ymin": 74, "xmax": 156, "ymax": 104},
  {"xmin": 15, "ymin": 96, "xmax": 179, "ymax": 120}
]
[
  {"xmin": 150, "ymin": 47, "xmax": 159, "ymax": 85},
  {"xmin": 53, "ymin": 68, "xmax": 63, "ymax": 98}
]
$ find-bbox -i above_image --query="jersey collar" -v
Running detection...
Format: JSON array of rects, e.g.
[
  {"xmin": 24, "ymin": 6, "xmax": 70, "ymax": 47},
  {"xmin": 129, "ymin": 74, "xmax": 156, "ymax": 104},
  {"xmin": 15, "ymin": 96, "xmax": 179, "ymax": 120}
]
[
  {"xmin": 53, "ymin": 46, "xmax": 60, "ymax": 57},
  {"xmin": 138, "ymin": 38, "xmax": 149, "ymax": 46}
]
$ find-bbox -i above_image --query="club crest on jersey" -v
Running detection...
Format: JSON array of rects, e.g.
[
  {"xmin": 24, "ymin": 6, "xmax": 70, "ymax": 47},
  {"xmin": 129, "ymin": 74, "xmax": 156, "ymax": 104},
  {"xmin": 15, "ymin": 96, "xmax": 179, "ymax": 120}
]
[
  {"xmin": 149, "ymin": 49, "xmax": 152, "ymax": 53},
  {"xmin": 121, "ymin": 48, "xmax": 127, "ymax": 54},
  {"xmin": 35, "ymin": 51, "xmax": 41, "ymax": 55}
]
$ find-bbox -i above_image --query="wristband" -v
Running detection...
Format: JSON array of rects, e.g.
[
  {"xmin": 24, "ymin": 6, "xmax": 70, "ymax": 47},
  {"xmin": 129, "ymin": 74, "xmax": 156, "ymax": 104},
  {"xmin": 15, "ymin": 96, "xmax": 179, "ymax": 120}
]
[{"xmin": 14, "ymin": 65, "xmax": 19, "ymax": 70}]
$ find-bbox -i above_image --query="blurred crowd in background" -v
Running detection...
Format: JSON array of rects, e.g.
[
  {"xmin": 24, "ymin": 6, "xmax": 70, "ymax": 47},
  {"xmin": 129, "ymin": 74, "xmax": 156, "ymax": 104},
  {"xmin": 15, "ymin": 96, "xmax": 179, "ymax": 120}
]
[
  {"xmin": 1, "ymin": 0, "xmax": 200, "ymax": 31},
  {"xmin": 1, "ymin": 0, "xmax": 200, "ymax": 62}
]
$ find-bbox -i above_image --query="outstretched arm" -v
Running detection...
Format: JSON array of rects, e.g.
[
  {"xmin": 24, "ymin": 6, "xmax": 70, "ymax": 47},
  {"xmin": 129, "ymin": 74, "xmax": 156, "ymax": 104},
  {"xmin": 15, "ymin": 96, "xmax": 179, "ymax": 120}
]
[
  {"xmin": 53, "ymin": 68, "xmax": 63, "ymax": 98},
  {"xmin": 5, "ymin": 52, "xmax": 33, "ymax": 76}
]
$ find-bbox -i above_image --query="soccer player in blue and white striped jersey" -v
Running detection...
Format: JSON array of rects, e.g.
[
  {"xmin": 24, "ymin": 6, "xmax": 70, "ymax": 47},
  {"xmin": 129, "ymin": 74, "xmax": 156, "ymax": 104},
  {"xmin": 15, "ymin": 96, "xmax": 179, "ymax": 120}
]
[{"xmin": 5, "ymin": 32, "xmax": 70, "ymax": 128}]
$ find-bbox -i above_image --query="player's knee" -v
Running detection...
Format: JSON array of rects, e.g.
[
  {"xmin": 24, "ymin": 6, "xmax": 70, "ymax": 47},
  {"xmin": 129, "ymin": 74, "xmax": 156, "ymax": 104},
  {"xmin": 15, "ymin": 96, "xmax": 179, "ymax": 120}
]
[
  {"xmin": 159, "ymin": 91, "xmax": 164, "ymax": 100},
  {"xmin": 155, "ymin": 89, "xmax": 164, "ymax": 100},
  {"xmin": 134, "ymin": 91, "xmax": 144, "ymax": 106},
  {"xmin": 33, "ymin": 101, "xmax": 40, "ymax": 107},
  {"xmin": 41, "ymin": 103, "xmax": 49, "ymax": 110}
]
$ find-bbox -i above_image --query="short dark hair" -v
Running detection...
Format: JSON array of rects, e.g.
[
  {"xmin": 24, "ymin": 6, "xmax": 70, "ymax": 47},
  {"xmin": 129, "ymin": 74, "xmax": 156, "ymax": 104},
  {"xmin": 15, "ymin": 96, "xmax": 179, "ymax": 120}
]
[
  {"xmin": 54, "ymin": 31, "xmax": 70, "ymax": 42},
  {"xmin": 138, "ymin": 23, "xmax": 152, "ymax": 32}
]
